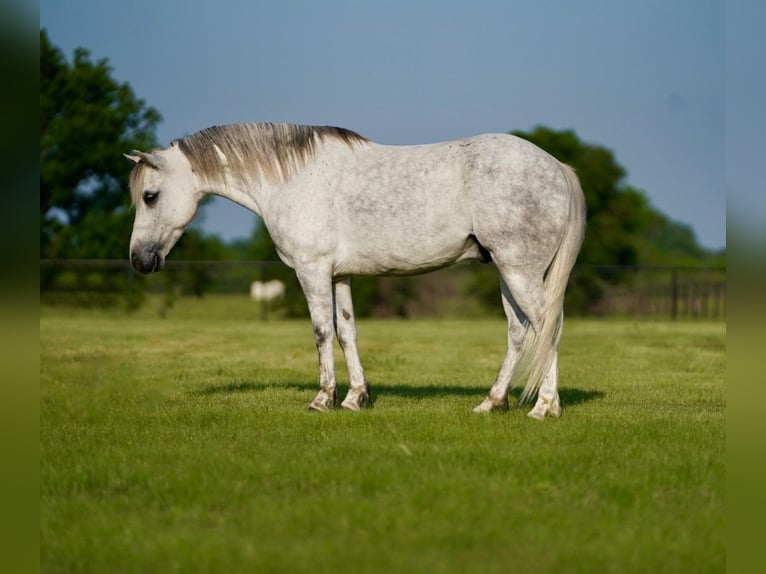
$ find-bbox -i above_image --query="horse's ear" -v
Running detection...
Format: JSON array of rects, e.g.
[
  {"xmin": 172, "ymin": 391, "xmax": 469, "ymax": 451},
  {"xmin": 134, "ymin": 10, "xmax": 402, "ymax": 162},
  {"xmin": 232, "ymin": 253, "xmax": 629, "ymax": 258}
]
[{"xmin": 124, "ymin": 150, "xmax": 163, "ymax": 169}]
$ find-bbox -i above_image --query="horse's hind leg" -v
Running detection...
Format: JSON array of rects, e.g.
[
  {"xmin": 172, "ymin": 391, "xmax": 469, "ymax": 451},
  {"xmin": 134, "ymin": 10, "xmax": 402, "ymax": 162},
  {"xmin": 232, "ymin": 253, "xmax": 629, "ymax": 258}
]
[
  {"xmin": 333, "ymin": 278, "xmax": 370, "ymax": 410},
  {"xmin": 473, "ymin": 269, "xmax": 543, "ymax": 413},
  {"xmin": 527, "ymin": 311, "xmax": 563, "ymax": 419}
]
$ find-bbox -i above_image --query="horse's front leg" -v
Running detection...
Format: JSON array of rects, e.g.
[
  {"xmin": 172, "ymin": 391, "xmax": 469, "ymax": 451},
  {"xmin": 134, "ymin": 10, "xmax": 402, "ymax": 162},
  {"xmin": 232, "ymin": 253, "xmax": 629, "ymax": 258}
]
[
  {"xmin": 334, "ymin": 278, "xmax": 369, "ymax": 410},
  {"xmin": 297, "ymin": 266, "xmax": 338, "ymax": 412}
]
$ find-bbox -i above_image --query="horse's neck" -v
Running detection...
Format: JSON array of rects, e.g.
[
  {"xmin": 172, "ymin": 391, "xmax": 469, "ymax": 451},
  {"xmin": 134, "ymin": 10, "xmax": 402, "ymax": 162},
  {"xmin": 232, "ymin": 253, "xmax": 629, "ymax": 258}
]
[
  {"xmin": 201, "ymin": 173, "xmax": 268, "ymax": 218},
  {"xmin": 198, "ymin": 137, "xmax": 354, "ymax": 218}
]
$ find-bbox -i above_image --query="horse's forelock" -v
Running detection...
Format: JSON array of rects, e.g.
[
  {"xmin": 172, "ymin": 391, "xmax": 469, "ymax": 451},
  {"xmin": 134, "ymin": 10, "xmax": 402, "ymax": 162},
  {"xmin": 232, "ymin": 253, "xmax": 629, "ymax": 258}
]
[{"xmin": 128, "ymin": 161, "xmax": 147, "ymax": 208}]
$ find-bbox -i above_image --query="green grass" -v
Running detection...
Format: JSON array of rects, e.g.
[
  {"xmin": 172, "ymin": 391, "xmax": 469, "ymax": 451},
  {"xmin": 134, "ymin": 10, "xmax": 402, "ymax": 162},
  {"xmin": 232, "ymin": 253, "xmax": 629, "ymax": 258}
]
[{"xmin": 40, "ymin": 298, "xmax": 725, "ymax": 573}]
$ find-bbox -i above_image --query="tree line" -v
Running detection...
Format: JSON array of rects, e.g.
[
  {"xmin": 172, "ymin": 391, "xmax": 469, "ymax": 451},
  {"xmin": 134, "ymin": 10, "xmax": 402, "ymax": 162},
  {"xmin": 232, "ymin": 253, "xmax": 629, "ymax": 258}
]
[{"xmin": 40, "ymin": 31, "xmax": 724, "ymax": 314}]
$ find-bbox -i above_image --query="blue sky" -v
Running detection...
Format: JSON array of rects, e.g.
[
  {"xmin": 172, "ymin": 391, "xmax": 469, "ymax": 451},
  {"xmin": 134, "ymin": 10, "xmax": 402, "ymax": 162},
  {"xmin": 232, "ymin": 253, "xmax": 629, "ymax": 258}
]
[{"xmin": 41, "ymin": 0, "xmax": 753, "ymax": 251}]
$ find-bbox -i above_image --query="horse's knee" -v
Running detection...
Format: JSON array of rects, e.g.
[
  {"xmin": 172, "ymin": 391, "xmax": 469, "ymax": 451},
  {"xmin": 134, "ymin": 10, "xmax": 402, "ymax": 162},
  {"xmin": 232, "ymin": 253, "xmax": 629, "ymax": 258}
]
[
  {"xmin": 313, "ymin": 324, "xmax": 333, "ymax": 347},
  {"xmin": 335, "ymin": 312, "xmax": 357, "ymax": 348}
]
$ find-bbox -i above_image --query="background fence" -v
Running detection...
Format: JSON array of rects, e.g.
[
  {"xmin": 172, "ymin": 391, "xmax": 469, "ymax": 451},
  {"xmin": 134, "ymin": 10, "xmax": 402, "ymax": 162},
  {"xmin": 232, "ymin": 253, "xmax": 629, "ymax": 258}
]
[{"xmin": 40, "ymin": 259, "xmax": 726, "ymax": 320}]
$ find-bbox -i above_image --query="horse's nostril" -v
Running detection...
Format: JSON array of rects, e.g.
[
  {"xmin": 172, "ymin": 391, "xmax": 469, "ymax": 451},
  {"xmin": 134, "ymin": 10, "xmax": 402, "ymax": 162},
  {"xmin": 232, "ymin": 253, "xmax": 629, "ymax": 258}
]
[{"xmin": 130, "ymin": 252, "xmax": 140, "ymax": 271}]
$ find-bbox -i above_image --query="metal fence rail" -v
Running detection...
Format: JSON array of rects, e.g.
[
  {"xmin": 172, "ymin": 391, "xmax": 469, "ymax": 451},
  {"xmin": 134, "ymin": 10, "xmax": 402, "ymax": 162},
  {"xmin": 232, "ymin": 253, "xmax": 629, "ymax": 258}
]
[{"xmin": 40, "ymin": 259, "xmax": 726, "ymax": 320}]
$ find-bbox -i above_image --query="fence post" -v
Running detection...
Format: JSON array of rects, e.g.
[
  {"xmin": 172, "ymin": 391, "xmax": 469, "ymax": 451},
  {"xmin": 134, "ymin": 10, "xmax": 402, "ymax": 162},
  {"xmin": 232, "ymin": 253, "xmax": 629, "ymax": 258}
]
[
  {"xmin": 125, "ymin": 261, "xmax": 135, "ymax": 309},
  {"xmin": 670, "ymin": 268, "xmax": 679, "ymax": 320}
]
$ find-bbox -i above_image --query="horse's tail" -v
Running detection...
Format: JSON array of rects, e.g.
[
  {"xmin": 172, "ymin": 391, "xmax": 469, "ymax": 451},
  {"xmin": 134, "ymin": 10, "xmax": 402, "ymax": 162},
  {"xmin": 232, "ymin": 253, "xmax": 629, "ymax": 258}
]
[{"xmin": 518, "ymin": 163, "xmax": 586, "ymax": 404}]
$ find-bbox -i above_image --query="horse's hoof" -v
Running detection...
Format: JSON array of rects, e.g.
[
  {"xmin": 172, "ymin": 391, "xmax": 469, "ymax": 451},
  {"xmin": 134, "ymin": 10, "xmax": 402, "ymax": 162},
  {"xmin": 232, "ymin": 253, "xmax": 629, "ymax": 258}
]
[
  {"xmin": 341, "ymin": 389, "xmax": 369, "ymax": 411},
  {"xmin": 308, "ymin": 390, "xmax": 337, "ymax": 412},
  {"xmin": 527, "ymin": 396, "xmax": 561, "ymax": 420},
  {"xmin": 308, "ymin": 400, "xmax": 330, "ymax": 412},
  {"xmin": 472, "ymin": 396, "xmax": 509, "ymax": 413},
  {"xmin": 526, "ymin": 407, "xmax": 545, "ymax": 420}
]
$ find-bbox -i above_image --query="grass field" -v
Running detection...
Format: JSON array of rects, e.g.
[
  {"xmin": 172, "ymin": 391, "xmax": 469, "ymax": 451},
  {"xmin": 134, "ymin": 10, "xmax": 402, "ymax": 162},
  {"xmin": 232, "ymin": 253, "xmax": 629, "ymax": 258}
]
[{"xmin": 40, "ymin": 297, "xmax": 725, "ymax": 573}]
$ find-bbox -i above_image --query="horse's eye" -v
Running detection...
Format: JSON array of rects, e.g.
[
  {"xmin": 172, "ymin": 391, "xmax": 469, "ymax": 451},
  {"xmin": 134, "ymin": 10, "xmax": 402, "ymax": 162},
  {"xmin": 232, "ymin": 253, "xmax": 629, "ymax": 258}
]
[{"xmin": 143, "ymin": 191, "xmax": 159, "ymax": 206}]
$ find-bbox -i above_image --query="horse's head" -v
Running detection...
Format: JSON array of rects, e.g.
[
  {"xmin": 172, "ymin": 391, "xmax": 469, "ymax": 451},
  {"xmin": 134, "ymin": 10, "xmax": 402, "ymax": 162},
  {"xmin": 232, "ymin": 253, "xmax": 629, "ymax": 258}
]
[{"xmin": 124, "ymin": 143, "xmax": 200, "ymax": 274}]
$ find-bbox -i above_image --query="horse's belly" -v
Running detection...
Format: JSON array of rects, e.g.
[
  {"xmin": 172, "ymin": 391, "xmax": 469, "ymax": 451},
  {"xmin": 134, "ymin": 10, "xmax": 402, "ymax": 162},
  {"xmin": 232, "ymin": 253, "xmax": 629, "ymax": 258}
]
[{"xmin": 333, "ymin": 226, "xmax": 479, "ymax": 277}]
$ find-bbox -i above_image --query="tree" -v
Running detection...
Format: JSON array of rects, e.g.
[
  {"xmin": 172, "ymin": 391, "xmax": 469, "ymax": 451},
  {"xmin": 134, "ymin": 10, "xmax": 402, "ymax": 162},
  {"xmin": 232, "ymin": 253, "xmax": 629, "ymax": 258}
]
[{"xmin": 40, "ymin": 29, "xmax": 161, "ymax": 258}]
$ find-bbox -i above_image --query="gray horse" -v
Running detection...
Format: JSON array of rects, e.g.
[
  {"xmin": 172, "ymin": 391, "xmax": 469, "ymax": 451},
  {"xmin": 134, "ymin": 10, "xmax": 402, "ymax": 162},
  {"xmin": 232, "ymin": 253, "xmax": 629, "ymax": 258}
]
[{"xmin": 126, "ymin": 123, "xmax": 585, "ymax": 418}]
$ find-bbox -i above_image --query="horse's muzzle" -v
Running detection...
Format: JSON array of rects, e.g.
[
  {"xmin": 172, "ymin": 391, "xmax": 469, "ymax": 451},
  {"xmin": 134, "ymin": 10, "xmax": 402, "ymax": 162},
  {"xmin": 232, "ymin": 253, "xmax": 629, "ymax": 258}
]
[{"xmin": 130, "ymin": 248, "xmax": 164, "ymax": 274}]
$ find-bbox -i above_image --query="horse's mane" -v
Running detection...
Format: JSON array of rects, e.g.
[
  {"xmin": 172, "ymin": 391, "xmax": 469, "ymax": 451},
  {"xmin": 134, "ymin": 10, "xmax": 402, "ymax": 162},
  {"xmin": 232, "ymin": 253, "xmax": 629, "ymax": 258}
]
[
  {"xmin": 178, "ymin": 122, "xmax": 368, "ymax": 186},
  {"xmin": 129, "ymin": 123, "xmax": 367, "ymax": 206}
]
